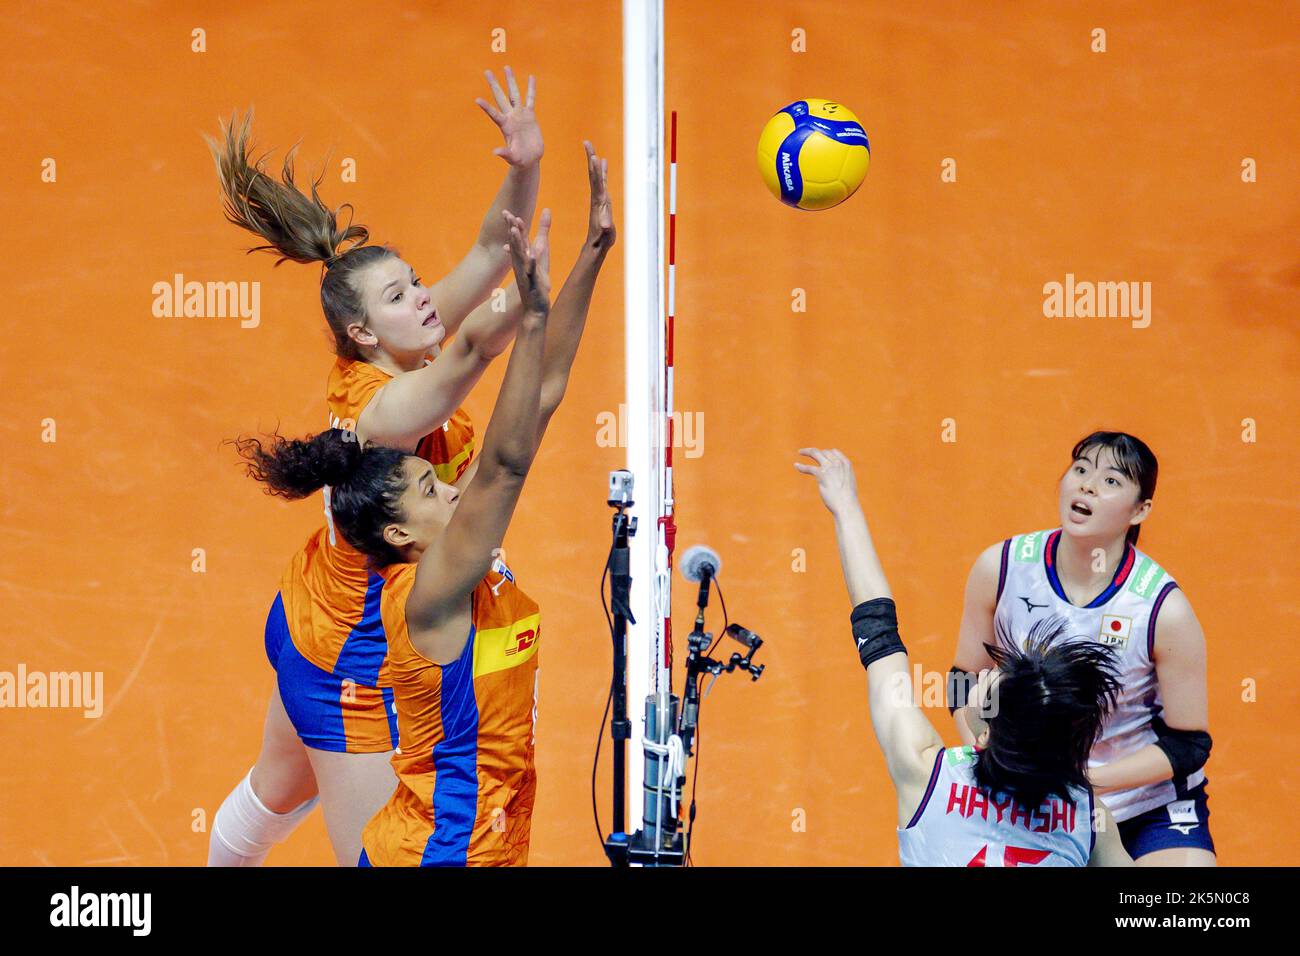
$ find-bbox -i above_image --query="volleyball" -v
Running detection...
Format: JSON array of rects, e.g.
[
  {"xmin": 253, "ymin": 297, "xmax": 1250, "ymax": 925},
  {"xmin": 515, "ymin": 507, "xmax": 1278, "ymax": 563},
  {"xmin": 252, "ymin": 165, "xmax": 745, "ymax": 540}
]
[{"xmin": 756, "ymin": 98, "xmax": 871, "ymax": 210}]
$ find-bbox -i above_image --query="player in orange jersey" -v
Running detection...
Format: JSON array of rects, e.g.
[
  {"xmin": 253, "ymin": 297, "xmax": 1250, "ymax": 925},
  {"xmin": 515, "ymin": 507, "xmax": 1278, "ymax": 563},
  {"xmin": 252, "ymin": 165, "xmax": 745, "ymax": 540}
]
[
  {"xmin": 204, "ymin": 68, "xmax": 549, "ymax": 865},
  {"xmin": 234, "ymin": 163, "xmax": 613, "ymax": 865}
]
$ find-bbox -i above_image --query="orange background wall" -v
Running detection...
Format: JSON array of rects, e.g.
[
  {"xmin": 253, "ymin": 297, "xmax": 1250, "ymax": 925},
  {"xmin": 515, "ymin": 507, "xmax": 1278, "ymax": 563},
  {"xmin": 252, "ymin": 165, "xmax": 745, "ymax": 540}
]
[{"xmin": 1, "ymin": 0, "xmax": 1295, "ymax": 865}]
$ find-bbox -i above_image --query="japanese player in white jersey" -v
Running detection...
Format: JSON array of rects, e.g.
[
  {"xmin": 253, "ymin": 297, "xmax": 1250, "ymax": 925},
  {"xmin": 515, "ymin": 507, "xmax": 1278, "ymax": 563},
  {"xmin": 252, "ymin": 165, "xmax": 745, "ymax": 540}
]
[
  {"xmin": 795, "ymin": 448, "xmax": 1133, "ymax": 867},
  {"xmin": 950, "ymin": 432, "xmax": 1214, "ymax": 866}
]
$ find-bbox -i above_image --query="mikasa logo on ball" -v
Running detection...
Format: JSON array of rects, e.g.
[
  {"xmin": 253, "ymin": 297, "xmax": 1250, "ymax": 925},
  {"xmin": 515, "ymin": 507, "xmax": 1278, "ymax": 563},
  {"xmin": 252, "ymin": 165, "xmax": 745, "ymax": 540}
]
[
  {"xmin": 781, "ymin": 152, "xmax": 795, "ymax": 189},
  {"xmin": 1098, "ymin": 615, "xmax": 1132, "ymax": 649}
]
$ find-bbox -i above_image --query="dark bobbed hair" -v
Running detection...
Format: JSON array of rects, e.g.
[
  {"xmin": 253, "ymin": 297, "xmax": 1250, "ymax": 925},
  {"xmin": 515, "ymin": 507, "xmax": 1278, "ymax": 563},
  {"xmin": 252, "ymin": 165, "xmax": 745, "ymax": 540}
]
[
  {"xmin": 231, "ymin": 429, "xmax": 410, "ymax": 566},
  {"xmin": 974, "ymin": 616, "xmax": 1122, "ymax": 810},
  {"xmin": 1068, "ymin": 430, "xmax": 1158, "ymax": 546},
  {"xmin": 205, "ymin": 108, "xmax": 400, "ymax": 361}
]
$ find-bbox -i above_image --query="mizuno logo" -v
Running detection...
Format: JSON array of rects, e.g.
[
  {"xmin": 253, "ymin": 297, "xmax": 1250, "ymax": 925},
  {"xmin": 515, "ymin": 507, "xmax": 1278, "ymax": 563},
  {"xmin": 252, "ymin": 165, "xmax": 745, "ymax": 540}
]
[{"xmin": 1019, "ymin": 596, "xmax": 1048, "ymax": 613}]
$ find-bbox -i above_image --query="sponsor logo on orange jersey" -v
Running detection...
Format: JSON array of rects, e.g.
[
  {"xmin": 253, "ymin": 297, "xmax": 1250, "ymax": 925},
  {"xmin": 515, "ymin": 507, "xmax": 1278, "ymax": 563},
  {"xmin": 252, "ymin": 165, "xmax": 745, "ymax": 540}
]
[{"xmin": 505, "ymin": 628, "xmax": 537, "ymax": 657}]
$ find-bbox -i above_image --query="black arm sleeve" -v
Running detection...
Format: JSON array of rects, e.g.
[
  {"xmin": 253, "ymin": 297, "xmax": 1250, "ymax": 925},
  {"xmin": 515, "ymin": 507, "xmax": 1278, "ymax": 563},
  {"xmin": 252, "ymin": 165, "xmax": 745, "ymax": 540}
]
[{"xmin": 849, "ymin": 598, "xmax": 906, "ymax": 671}]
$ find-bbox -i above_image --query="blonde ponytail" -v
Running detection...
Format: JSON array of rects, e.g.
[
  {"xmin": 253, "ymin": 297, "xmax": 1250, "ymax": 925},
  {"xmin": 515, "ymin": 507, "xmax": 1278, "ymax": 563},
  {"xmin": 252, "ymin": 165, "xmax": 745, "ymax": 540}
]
[
  {"xmin": 206, "ymin": 109, "xmax": 401, "ymax": 360},
  {"xmin": 205, "ymin": 109, "xmax": 368, "ymax": 267}
]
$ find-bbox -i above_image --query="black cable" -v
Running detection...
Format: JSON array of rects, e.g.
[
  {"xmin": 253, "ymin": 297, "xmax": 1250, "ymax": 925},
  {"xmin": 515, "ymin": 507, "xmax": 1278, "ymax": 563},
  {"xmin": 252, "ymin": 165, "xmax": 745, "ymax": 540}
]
[
  {"xmin": 592, "ymin": 539, "xmax": 616, "ymax": 850},
  {"xmin": 705, "ymin": 574, "xmax": 729, "ymax": 656},
  {"xmin": 685, "ymin": 692, "xmax": 702, "ymax": 865},
  {"xmin": 685, "ymin": 575, "xmax": 726, "ymax": 866},
  {"xmin": 594, "ymin": 540, "xmax": 730, "ymax": 865},
  {"xmin": 592, "ymin": 685, "xmax": 613, "ymax": 846}
]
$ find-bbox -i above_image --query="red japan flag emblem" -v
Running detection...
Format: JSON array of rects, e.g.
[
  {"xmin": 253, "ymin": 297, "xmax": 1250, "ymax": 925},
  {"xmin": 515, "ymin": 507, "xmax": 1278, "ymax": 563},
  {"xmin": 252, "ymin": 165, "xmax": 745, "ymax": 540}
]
[{"xmin": 1098, "ymin": 614, "xmax": 1132, "ymax": 649}]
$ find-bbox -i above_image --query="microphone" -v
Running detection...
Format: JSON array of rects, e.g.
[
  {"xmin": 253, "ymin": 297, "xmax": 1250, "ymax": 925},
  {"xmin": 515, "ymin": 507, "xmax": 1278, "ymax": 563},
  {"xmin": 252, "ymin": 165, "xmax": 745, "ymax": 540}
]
[
  {"xmin": 680, "ymin": 544, "xmax": 720, "ymax": 584},
  {"xmin": 680, "ymin": 545, "xmax": 721, "ymax": 629}
]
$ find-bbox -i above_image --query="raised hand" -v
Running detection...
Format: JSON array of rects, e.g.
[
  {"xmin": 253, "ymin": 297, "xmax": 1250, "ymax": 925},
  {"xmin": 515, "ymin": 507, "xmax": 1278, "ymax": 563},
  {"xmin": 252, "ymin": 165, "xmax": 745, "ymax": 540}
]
[
  {"xmin": 583, "ymin": 140, "xmax": 616, "ymax": 251},
  {"xmin": 476, "ymin": 66, "xmax": 543, "ymax": 168},
  {"xmin": 794, "ymin": 447, "xmax": 859, "ymax": 515},
  {"xmin": 502, "ymin": 209, "xmax": 550, "ymax": 316},
  {"xmin": 530, "ymin": 207, "xmax": 552, "ymax": 290}
]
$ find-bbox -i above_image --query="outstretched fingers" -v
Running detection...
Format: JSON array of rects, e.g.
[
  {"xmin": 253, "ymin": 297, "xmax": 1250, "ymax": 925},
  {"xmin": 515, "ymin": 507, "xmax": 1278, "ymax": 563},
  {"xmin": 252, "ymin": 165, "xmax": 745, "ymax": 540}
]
[
  {"xmin": 532, "ymin": 208, "xmax": 552, "ymax": 274},
  {"xmin": 475, "ymin": 96, "xmax": 503, "ymax": 125},
  {"xmin": 585, "ymin": 140, "xmax": 607, "ymax": 193},
  {"xmin": 485, "ymin": 68, "xmax": 511, "ymax": 112},
  {"xmin": 504, "ymin": 65, "xmax": 521, "ymax": 104},
  {"xmin": 503, "ymin": 212, "xmax": 533, "ymax": 279}
]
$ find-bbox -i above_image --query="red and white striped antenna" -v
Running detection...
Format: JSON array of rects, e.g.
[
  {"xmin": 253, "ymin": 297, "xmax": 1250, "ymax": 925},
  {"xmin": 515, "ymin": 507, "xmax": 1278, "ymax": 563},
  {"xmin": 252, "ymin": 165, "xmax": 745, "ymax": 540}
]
[{"xmin": 658, "ymin": 110, "xmax": 679, "ymax": 684}]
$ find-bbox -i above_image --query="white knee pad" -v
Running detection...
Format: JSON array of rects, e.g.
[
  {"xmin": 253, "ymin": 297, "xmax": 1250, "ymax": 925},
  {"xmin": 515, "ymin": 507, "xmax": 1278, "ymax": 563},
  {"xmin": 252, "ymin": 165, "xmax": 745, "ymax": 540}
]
[{"xmin": 208, "ymin": 769, "xmax": 319, "ymax": 866}]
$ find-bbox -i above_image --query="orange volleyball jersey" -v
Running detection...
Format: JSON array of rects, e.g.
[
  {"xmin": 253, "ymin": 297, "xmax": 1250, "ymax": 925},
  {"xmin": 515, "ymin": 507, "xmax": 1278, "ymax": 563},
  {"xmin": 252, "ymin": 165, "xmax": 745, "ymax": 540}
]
[
  {"xmin": 361, "ymin": 557, "xmax": 541, "ymax": 867},
  {"xmin": 325, "ymin": 357, "xmax": 476, "ymax": 487},
  {"xmin": 283, "ymin": 356, "xmax": 476, "ymax": 685}
]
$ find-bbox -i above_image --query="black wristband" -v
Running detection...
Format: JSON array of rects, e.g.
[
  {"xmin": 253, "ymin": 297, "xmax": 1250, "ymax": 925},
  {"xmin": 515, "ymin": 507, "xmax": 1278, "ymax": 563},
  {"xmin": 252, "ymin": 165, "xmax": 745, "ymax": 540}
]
[{"xmin": 849, "ymin": 598, "xmax": 906, "ymax": 670}]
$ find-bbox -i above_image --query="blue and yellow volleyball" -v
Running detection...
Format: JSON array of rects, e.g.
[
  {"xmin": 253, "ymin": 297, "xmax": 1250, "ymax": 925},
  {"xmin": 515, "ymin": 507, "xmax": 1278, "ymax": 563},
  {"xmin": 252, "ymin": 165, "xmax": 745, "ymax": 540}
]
[{"xmin": 756, "ymin": 99, "xmax": 871, "ymax": 210}]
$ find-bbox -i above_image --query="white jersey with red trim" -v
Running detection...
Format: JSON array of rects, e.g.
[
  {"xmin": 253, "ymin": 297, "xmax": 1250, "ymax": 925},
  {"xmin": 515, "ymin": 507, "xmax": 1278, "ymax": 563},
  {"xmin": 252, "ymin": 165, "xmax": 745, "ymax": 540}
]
[
  {"xmin": 992, "ymin": 528, "xmax": 1200, "ymax": 822},
  {"xmin": 898, "ymin": 746, "xmax": 1093, "ymax": 867}
]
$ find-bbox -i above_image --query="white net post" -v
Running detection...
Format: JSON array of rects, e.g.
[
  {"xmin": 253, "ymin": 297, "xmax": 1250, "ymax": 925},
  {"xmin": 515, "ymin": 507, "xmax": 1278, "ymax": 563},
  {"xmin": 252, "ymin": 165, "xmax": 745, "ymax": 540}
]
[{"xmin": 621, "ymin": 0, "xmax": 666, "ymax": 839}]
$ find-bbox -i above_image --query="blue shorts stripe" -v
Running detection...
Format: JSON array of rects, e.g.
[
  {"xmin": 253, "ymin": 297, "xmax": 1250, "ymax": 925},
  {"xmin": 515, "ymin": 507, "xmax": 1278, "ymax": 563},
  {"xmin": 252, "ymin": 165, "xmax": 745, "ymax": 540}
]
[{"xmin": 264, "ymin": 592, "xmax": 349, "ymax": 753}]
